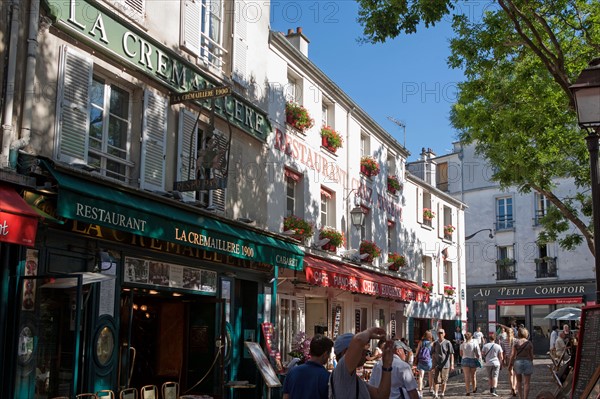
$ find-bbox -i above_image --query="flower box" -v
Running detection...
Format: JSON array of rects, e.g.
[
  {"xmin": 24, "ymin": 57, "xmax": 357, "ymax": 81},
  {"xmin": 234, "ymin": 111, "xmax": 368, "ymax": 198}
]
[
  {"xmin": 422, "ymin": 282, "xmax": 433, "ymax": 292},
  {"xmin": 444, "ymin": 285, "xmax": 456, "ymax": 296},
  {"xmin": 286, "ymin": 102, "xmax": 314, "ymax": 133},
  {"xmin": 283, "ymin": 215, "xmax": 314, "ymax": 240},
  {"xmin": 319, "ymin": 227, "xmax": 344, "ymax": 252},
  {"xmin": 387, "ymin": 175, "xmax": 402, "ymax": 194},
  {"xmin": 360, "ymin": 156, "xmax": 380, "ymax": 177},
  {"xmin": 387, "ymin": 252, "xmax": 407, "ymax": 271},
  {"xmin": 444, "ymin": 224, "xmax": 455, "ymax": 238},
  {"xmin": 423, "ymin": 208, "xmax": 435, "ymax": 221},
  {"xmin": 320, "ymin": 126, "xmax": 343, "ymax": 153},
  {"xmin": 359, "ymin": 240, "xmax": 381, "ymax": 263}
]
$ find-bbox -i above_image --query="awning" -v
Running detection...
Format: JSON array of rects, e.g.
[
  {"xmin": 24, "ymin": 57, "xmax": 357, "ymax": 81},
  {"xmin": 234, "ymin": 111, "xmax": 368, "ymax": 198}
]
[
  {"xmin": 41, "ymin": 161, "xmax": 303, "ymax": 270},
  {"xmin": 0, "ymin": 184, "xmax": 39, "ymax": 246},
  {"xmin": 303, "ymin": 255, "xmax": 429, "ymax": 302},
  {"xmin": 497, "ymin": 297, "xmax": 583, "ymax": 306}
]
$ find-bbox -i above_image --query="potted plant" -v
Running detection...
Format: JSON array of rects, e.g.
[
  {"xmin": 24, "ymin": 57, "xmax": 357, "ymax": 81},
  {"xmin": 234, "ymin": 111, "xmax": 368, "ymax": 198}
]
[
  {"xmin": 387, "ymin": 175, "xmax": 402, "ymax": 194},
  {"xmin": 285, "ymin": 102, "xmax": 314, "ymax": 133},
  {"xmin": 288, "ymin": 331, "xmax": 311, "ymax": 364},
  {"xmin": 320, "ymin": 126, "xmax": 343, "ymax": 153},
  {"xmin": 423, "ymin": 208, "xmax": 435, "ymax": 221},
  {"xmin": 283, "ymin": 215, "xmax": 314, "ymax": 241},
  {"xmin": 360, "ymin": 156, "xmax": 380, "ymax": 177},
  {"xmin": 421, "ymin": 281, "xmax": 434, "ymax": 292},
  {"xmin": 444, "ymin": 285, "xmax": 456, "ymax": 296},
  {"xmin": 359, "ymin": 240, "xmax": 381, "ymax": 263},
  {"xmin": 444, "ymin": 224, "xmax": 455, "ymax": 237},
  {"xmin": 387, "ymin": 252, "xmax": 407, "ymax": 271},
  {"xmin": 319, "ymin": 227, "xmax": 344, "ymax": 252}
]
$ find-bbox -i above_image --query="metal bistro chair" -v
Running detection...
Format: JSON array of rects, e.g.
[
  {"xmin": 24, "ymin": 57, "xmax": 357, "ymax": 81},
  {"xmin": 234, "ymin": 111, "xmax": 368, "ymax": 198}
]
[
  {"xmin": 161, "ymin": 382, "xmax": 179, "ymax": 399},
  {"xmin": 76, "ymin": 394, "xmax": 98, "ymax": 399},
  {"xmin": 96, "ymin": 390, "xmax": 116, "ymax": 399},
  {"xmin": 140, "ymin": 385, "xmax": 158, "ymax": 399},
  {"xmin": 119, "ymin": 387, "xmax": 138, "ymax": 399}
]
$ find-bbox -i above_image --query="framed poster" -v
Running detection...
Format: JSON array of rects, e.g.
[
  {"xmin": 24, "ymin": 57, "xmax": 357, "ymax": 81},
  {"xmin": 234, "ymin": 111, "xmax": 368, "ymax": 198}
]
[
  {"xmin": 244, "ymin": 342, "xmax": 281, "ymax": 388},
  {"xmin": 571, "ymin": 304, "xmax": 600, "ymax": 399}
]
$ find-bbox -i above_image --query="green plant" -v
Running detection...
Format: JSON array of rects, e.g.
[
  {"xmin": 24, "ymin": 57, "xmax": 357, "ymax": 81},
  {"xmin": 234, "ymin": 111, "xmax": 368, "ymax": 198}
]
[
  {"xmin": 288, "ymin": 331, "xmax": 311, "ymax": 364},
  {"xmin": 319, "ymin": 227, "xmax": 344, "ymax": 247},
  {"xmin": 423, "ymin": 208, "xmax": 435, "ymax": 220},
  {"xmin": 359, "ymin": 240, "xmax": 382, "ymax": 259},
  {"xmin": 360, "ymin": 156, "xmax": 380, "ymax": 176},
  {"xmin": 444, "ymin": 224, "xmax": 455, "ymax": 235},
  {"xmin": 320, "ymin": 126, "xmax": 343, "ymax": 150},
  {"xmin": 387, "ymin": 252, "xmax": 407, "ymax": 271},
  {"xmin": 283, "ymin": 215, "xmax": 314, "ymax": 239},
  {"xmin": 422, "ymin": 281, "xmax": 433, "ymax": 292},
  {"xmin": 444, "ymin": 285, "xmax": 456, "ymax": 296},
  {"xmin": 387, "ymin": 175, "xmax": 402, "ymax": 191},
  {"xmin": 286, "ymin": 102, "xmax": 314, "ymax": 132}
]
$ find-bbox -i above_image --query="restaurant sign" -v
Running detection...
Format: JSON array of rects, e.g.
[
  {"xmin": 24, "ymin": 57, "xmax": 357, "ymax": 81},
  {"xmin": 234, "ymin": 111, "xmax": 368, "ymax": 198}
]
[{"xmin": 44, "ymin": 0, "xmax": 270, "ymax": 141}]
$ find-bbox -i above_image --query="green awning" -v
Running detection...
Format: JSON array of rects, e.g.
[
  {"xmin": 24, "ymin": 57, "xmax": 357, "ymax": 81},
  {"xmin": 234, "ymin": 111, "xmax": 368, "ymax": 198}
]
[{"xmin": 42, "ymin": 161, "xmax": 303, "ymax": 270}]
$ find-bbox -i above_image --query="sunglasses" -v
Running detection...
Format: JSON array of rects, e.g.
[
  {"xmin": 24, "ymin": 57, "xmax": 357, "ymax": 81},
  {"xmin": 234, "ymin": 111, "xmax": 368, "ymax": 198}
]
[{"xmin": 438, "ymin": 332, "xmax": 445, "ymax": 334}]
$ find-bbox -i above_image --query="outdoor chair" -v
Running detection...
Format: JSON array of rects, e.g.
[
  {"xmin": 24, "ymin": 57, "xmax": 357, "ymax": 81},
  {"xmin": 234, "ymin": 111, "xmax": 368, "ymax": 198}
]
[
  {"xmin": 140, "ymin": 385, "xmax": 158, "ymax": 399},
  {"xmin": 119, "ymin": 388, "xmax": 138, "ymax": 399},
  {"xmin": 161, "ymin": 382, "xmax": 179, "ymax": 399}
]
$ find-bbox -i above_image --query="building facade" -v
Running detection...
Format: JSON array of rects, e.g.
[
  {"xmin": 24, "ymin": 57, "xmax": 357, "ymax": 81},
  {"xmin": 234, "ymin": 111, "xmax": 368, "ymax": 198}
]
[{"xmin": 435, "ymin": 142, "xmax": 596, "ymax": 355}]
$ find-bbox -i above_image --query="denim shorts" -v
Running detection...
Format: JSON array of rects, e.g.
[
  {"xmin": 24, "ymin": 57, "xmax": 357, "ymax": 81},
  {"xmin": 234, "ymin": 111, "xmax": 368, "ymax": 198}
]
[
  {"xmin": 513, "ymin": 359, "xmax": 534, "ymax": 375},
  {"xmin": 461, "ymin": 357, "xmax": 478, "ymax": 368}
]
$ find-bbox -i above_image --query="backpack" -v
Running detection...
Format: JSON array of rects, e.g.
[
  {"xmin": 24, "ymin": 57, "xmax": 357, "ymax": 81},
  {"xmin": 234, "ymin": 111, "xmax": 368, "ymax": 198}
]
[{"xmin": 418, "ymin": 341, "xmax": 432, "ymax": 364}]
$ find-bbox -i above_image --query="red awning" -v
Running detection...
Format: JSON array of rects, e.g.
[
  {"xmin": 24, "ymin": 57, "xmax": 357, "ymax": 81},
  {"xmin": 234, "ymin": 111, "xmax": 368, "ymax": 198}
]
[
  {"xmin": 303, "ymin": 255, "xmax": 429, "ymax": 303},
  {"xmin": 0, "ymin": 185, "xmax": 39, "ymax": 247},
  {"xmin": 497, "ymin": 297, "xmax": 583, "ymax": 306}
]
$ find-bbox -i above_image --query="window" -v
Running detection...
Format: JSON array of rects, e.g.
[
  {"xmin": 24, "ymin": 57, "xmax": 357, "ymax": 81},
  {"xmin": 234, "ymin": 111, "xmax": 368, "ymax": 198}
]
[
  {"xmin": 443, "ymin": 261, "xmax": 452, "ymax": 286},
  {"xmin": 387, "ymin": 222, "xmax": 395, "ymax": 251},
  {"xmin": 286, "ymin": 177, "xmax": 296, "ymax": 216},
  {"xmin": 496, "ymin": 197, "xmax": 514, "ymax": 230},
  {"xmin": 360, "ymin": 133, "xmax": 370, "ymax": 156},
  {"xmin": 496, "ymin": 245, "xmax": 516, "ymax": 280},
  {"xmin": 286, "ymin": 74, "xmax": 300, "ymax": 103},
  {"xmin": 279, "ymin": 295, "xmax": 304, "ymax": 362},
  {"xmin": 535, "ymin": 244, "xmax": 557, "ymax": 278},
  {"xmin": 89, "ymin": 77, "xmax": 132, "ymax": 182},
  {"xmin": 437, "ymin": 162, "xmax": 449, "ymax": 192},
  {"xmin": 387, "ymin": 155, "xmax": 396, "ymax": 176},
  {"xmin": 443, "ymin": 205, "xmax": 453, "ymax": 240},
  {"xmin": 320, "ymin": 187, "xmax": 335, "ymax": 227},
  {"xmin": 422, "ymin": 256, "xmax": 432, "ymax": 283},
  {"xmin": 534, "ymin": 193, "xmax": 550, "ymax": 225},
  {"xmin": 182, "ymin": 0, "xmax": 226, "ymax": 71},
  {"xmin": 322, "ymin": 99, "xmax": 333, "ymax": 128},
  {"xmin": 360, "ymin": 208, "xmax": 371, "ymax": 242},
  {"xmin": 423, "ymin": 192, "xmax": 432, "ymax": 227}
]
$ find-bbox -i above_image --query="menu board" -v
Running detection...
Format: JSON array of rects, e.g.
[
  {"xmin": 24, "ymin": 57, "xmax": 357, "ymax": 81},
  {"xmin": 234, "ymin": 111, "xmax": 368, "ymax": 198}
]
[
  {"xmin": 245, "ymin": 342, "xmax": 282, "ymax": 388},
  {"xmin": 571, "ymin": 304, "xmax": 600, "ymax": 399}
]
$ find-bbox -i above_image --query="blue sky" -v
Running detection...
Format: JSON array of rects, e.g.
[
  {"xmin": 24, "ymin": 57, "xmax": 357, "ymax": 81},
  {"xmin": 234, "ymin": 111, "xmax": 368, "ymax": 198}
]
[{"xmin": 269, "ymin": 1, "xmax": 467, "ymax": 160}]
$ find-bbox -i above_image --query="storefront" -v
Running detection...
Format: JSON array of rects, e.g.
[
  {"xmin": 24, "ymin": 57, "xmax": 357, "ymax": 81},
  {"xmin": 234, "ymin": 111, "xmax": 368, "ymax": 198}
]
[
  {"xmin": 1, "ymin": 161, "xmax": 303, "ymax": 399},
  {"xmin": 467, "ymin": 281, "xmax": 596, "ymax": 355},
  {"xmin": 276, "ymin": 253, "xmax": 428, "ymax": 363}
]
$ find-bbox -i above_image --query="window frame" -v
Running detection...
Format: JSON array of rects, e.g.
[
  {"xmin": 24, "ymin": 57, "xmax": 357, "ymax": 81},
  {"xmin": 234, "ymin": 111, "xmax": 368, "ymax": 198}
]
[
  {"xmin": 534, "ymin": 193, "xmax": 550, "ymax": 225},
  {"xmin": 496, "ymin": 196, "xmax": 514, "ymax": 230},
  {"xmin": 285, "ymin": 176, "xmax": 296, "ymax": 217}
]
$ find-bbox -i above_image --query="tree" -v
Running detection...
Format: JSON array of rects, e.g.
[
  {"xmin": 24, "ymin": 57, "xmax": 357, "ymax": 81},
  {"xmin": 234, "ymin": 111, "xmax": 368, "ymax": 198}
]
[{"xmin": 356, "ymin": 0, "xmax": 600, "ymax": 255}]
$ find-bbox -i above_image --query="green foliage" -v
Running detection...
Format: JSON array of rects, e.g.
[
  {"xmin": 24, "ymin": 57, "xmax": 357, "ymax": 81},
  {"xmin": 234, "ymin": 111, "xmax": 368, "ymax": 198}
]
[
  {"xmin": 355, "ymin": 0, "xmax": 600, "ymax": 256},
  {"xmin": 321, "ymin": 126, "xmax": 343, "ymax": 150}
]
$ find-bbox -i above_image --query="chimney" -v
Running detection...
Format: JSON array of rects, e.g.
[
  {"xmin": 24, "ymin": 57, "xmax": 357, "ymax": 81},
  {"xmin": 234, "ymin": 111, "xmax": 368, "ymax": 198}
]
[{"xmin": 285, "ymin": 27, "xmax": 310, "ymax": 57}]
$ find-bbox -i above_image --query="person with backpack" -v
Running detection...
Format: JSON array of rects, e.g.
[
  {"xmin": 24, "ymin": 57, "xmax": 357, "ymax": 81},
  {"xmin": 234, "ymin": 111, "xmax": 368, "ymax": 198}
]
[
  {"xmin": 432, "ymin": 329, "xmax": 454, "ymax": 399},
  {"xmin": 412, "ymin": 330, "xmax": 434, "ymax": 396}
]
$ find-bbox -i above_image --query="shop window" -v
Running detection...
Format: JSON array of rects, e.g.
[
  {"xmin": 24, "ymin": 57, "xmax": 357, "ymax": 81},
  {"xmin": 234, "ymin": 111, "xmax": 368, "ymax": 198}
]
[
  {"xmin": 181, "ymin": 0, "xmax": 226, "ymax": 71},
  {"xmin": 473, "ymin": 300, "xmax": 488, "ymax": 325},
  {"xmin": 496, "ymin": 196, "xmax": 514, "ymax": 230},
  {"xmin": 279, "ymin": 295, "xmax": 304, "ymax": 362}
]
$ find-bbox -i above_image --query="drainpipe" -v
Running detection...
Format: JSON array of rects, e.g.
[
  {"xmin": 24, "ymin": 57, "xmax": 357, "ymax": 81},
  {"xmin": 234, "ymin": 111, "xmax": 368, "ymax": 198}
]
[
  {"xmin": 11, "ymin": 0, "xmax": 41, "ymax": 166},
  {"xmin": 1, "ymin": 0, "xmax": 21, "ymax": 168}
]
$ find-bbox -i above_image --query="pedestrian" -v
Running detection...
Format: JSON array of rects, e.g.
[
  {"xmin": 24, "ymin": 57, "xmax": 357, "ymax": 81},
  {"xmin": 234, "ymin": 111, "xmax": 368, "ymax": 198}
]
[
  {"xmin": 370, "ymin": 341, "xmax": 419, "ymax": 399},
  {"xmin": 452, "ymin": 326, "xmax": 464, "ymax": 364},
  {"xmin": 366, "ymin": 339, "xmax": 385, "ymax": 361},
  {"xmin": 329, "ymin": 327, "xmax": 394, "ymax": 399},
  {"xmin": 482, "ymin": 332, "xmax": 503, "ymax": 397},
  {"xmin": 400, "ymin": 337, "xmax": 415, "ymax": 364},
  {"xmin": 432, "ymin": 328, "xmax": 454, "ymax": 399},
  {"xmin": 510, "ymin": 327, "xmax": 534, "ymax": 399},
  {"xmin": 460, "ymin": 332, "xmax": 481, "ymax": 396},
  {"xmin": 554, "ymin": 332, "xmax": 567, "ymax": 362},
  {"xmin": 549, "ymin": 326, "xmax": 558, "ymax": 357},
  {"xmin": 412, "ymin": 330, "xmax": 434, "ymax": 396},
  {"xmin": 282, "ymin": 334, "xmax": 334, "ymax": 399},
  {"xmin": 473, "ymin": 326, "xmax": 485, "ymax": 349},
  {"xmin": 500, "ymin": 326, "xmax": 517, "ymax": 396}
]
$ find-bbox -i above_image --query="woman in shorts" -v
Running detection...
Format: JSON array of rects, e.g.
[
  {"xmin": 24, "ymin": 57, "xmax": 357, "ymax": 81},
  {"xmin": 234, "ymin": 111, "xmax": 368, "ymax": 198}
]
[{"xmin": 510, "ymin": 327, "xmax": 534, "ymax": 399}]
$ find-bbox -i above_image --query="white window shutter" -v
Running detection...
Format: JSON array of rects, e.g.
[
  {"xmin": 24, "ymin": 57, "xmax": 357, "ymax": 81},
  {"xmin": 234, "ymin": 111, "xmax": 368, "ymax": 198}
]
[
  {"xmin": 437, "ymin": 202, "xmax": 444, "ymax": 238},
  {"xmin": 232, "ymin": 0, "xmax": 248, "ymax": 84},
  {"xmin": 416, "ymin": 187, "xmax": 423, "ymax": 223},
  {"xmin": 177, "ymin": 109, "xmax": 198, "ymax": 202},
  {"xmin": 297, "ymin": 296, "xmax": 306, "ymax": 333},
  {"xmin": 141, "ymin": 89, "xmax": 167, "ymax": 191},
  {"xmin": 208, "ymin": 129, "xmax": 228, "ymax": 214},
  {"xmin": 56, "ymin": 46, "xmax": 92, "ymax": 164},
  {"xmin": 182, "ymin": 0, "xmax": 201, "ymax": 55}
]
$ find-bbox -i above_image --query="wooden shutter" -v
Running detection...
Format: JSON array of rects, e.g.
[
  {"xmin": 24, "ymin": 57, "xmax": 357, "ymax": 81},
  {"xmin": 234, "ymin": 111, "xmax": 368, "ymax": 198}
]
[
  {"xmin": 208, "ymin": 130, "xmax": 227, "ymax": 214},
  {"xmin": 177, "ymin": 109, "xmax": 198, "ymax": 202},
  {"xmin": 55, "ymin": 46, "xmax": 92, "ymax": 164},
  {"xmin": 232, "ymin": 0, "xmax": 248, "ymax": 84},
  {"xmin": 140, "ymin": 89, "xmax": 167, "ymax": 192},
  {"xmin": 416, "ymin": 187, "xmax": 423, "ymax": 224},
  {"xmin": 182, "ymin": 0, "xmax": 201, "ymax": 54}
]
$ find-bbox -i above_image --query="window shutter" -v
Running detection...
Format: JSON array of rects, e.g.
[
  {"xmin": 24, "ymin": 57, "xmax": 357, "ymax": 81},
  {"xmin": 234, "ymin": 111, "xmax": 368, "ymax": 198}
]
[
  {"xmin": 56, "ymin": 46, "xmax": 92, "ymax": 164},
  {"xmin": 177, "ymin": 109, "xmax": 198, "ymax": 202},
  {"xmin": 416, "ymin": 187, "xmax": 423, "ymax": 223},
  {"xmin": 297, "ymin": 296, "xmax": 306, "ymax": 333},
  {"xmin": 182, "ymin": 0, "xmax": 201, "ymax": 55},
  {"xmin": 208, "ymin": 129, "xmax": 228, "ymax": 214},
  {"xmin": 141, "ymin": 89, "xmax": 167, "ymax": 192},
  {"xmin": 232, "ymin": 0, "xmax": 248, "ymax": 84},
  {"xmin": 124, "ymin": 0, "xmax": 144, "ymax": 15},
  {"xmin": 437, "ymin": 202, "xmax": 444, "ymax": 238}
]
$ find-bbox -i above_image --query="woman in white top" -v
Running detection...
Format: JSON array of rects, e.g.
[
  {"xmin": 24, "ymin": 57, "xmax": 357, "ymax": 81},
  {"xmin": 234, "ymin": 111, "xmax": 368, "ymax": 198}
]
[
  {"xmin": 482, "ymin": 333, "xmax": 503, "ymax": 397},
  {"xmin": 460, "ymin": 332, "xmax": 481, "ymax": 396}
]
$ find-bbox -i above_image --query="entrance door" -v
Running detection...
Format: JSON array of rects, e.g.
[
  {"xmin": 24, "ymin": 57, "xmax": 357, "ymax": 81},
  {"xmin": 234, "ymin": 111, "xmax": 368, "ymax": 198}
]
[
  {"xmin": 118, "ymin": 290, "xmax": 225, "ymax": 396},
  {"xmin": 13, "ymin": 275, "xmax": 85, "ymax": 399}
]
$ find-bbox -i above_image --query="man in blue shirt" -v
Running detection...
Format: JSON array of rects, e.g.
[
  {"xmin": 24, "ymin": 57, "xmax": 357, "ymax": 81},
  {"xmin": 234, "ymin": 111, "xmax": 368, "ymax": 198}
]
[{"xmin": 283, "ymin": 334, "xmax": 334, "ymax": 399}]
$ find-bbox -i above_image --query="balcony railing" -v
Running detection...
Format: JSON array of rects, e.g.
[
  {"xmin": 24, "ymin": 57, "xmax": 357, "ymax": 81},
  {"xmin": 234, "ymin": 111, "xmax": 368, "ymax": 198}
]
[
  {"xmin": 495, "ymin": 215, "xmax": 514, "ymax": 230},
  {"xmin": 533, "ymin": 210, "xmax": 546, "ymax": 226},
  {"xmin": 496, "ymin": 259, "xmax": 516, "ymax": 280},
  {"xmin": 534, "ymin": 257, "xmax": 557, "ymax": 278}
]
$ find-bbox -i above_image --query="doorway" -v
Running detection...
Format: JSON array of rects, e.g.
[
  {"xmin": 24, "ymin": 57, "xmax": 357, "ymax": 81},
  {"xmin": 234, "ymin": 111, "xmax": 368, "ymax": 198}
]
[{"xmin": 118, "ymin": 289, "xmax": 225, "ymax": 396}]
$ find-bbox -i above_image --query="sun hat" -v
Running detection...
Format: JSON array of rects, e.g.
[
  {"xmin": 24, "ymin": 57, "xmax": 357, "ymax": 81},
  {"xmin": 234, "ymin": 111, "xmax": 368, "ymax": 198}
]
[{"xmin": 334, "ymin": 333, "xmax": 354, "ymax": 357}]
